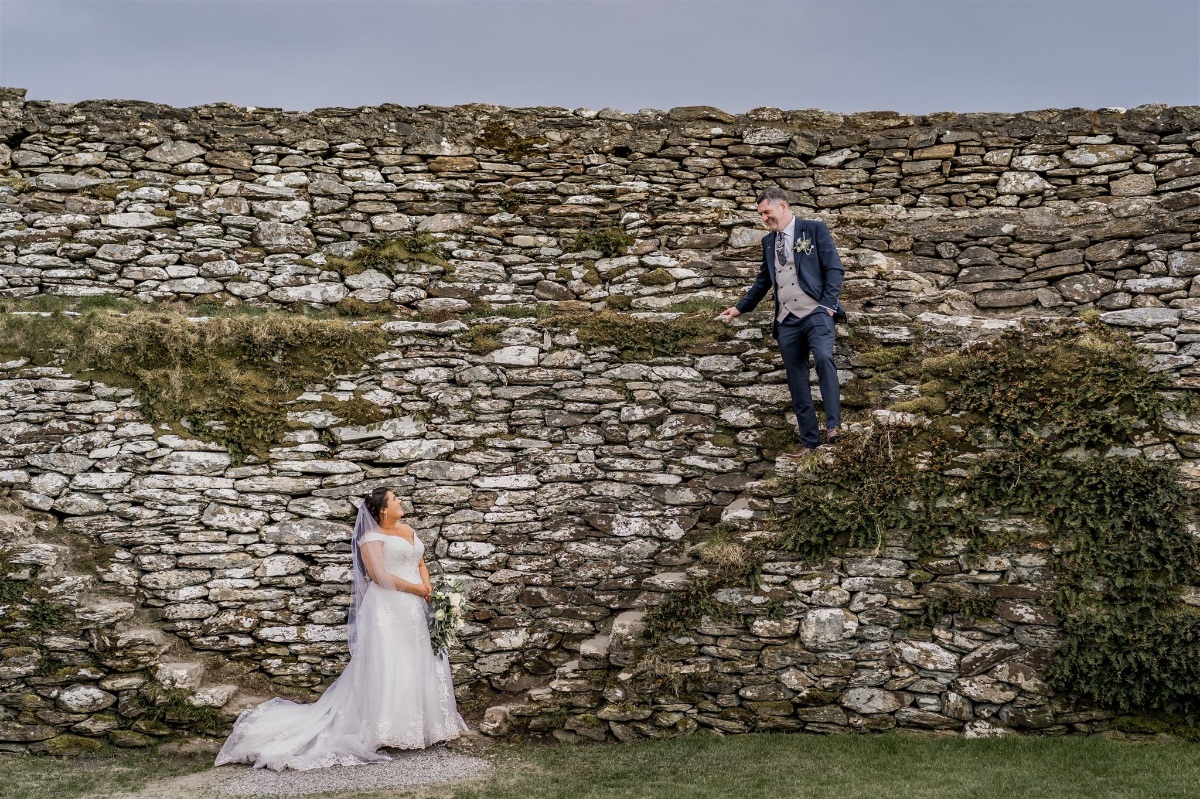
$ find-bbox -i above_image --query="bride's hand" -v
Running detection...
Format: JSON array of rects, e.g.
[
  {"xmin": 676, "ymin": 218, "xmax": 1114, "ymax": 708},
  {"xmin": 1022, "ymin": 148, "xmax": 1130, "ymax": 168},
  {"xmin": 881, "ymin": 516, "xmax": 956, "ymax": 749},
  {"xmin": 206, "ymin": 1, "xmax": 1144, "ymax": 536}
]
[{"xmin": 421, "ymin": 583, "xmax": 433, "ymax": 602}]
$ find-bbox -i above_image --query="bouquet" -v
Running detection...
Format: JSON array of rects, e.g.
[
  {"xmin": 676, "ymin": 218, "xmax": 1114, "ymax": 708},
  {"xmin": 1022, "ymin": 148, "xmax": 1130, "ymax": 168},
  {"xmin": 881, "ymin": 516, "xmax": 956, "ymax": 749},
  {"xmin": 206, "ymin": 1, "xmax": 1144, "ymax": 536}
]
[{"xmin": 427, "ymin": 574, "xmax": 468, "ymax": 655}]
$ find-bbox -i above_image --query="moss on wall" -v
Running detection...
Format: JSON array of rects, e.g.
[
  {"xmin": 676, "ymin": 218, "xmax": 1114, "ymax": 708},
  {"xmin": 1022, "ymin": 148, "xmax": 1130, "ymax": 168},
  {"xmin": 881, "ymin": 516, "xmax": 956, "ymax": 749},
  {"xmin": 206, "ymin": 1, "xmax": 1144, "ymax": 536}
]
[{"xmin": 0, "ymin": 303, "xmax": 389, "ymax": 464}]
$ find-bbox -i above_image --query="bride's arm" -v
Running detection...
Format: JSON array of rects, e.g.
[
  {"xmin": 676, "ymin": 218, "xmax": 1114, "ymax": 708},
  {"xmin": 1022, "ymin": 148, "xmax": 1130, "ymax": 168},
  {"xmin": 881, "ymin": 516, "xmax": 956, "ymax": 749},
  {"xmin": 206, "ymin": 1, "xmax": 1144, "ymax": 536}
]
[
  {"xmin": 360, "ymin": 540, "xmax": 424, "ymax": 595},
  {"xmin": 418, "ymin": 557, "xmax": 432, "ymax": 602}
]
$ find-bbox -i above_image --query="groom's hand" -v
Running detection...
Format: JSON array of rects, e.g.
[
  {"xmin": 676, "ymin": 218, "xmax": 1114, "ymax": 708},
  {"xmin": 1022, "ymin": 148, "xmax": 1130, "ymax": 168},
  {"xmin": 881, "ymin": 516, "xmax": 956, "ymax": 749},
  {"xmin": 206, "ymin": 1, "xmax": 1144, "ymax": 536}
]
[{"xmin": 716, "ymin": 307, "xmax": 741, "ymax": 323}]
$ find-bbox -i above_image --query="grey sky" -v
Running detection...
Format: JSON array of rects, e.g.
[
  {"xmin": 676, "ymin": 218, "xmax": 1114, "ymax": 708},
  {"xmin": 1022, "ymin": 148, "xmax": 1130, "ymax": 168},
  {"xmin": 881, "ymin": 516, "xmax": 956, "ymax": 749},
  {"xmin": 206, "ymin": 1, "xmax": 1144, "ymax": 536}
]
[{"xmin": 0, "ymin": 0, "xmax": 1197, "ymax": 114}]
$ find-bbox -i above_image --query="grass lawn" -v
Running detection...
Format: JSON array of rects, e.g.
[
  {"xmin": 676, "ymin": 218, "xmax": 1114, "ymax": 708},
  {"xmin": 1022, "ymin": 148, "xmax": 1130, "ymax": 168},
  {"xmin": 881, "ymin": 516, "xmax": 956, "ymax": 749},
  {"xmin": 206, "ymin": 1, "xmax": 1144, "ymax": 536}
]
[
  {"xmin": 0, "ymin": 748, "xmax": 211, "ymax": 799},
  {"xmin": 447, "ymin": 734, "xmax": 1200, "ymax": 799},
  {"xmin": 1, "ymin": 733, "xmax": 1197, "ymax": 799}
]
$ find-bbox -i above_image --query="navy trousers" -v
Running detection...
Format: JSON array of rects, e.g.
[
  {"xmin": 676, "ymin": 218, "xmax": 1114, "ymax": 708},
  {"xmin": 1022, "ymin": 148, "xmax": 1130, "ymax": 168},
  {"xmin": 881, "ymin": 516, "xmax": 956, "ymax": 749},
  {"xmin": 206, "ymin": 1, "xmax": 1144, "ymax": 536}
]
[{"xmin": 777, "ymin": 311, "xmax": 841, "ymax": 448}]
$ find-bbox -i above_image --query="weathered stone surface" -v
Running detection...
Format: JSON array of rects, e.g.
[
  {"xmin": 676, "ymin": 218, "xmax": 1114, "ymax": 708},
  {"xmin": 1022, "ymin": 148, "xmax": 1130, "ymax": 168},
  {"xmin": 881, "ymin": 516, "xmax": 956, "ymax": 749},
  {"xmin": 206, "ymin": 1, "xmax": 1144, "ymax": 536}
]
[
  {"xmin": 953, "ymin": 676, "xmax": 1018, "ymax": 704},
  {"xmin": 101, "ymin": 212, "xmax": 167, "ymax": 229},
  {"xmin": 841, "ymin": 687, "xmax": 906, "ymax": 714},
  {"xmin": 896, "ymin": 641, "xmax": 958, "ymax": 672},
  {"xmin": 1, "ymin": 96, "xmax": 1198, "ymax": 744},
  {"xmin": 800, "ymin": 608, "xmax": 858, "ymax": 646},
  {"xmin": 57, "ymin": 685, "xmax": 117, "ymax": 713},
  {"xmin": 1056, "ymin": 274, "xmax": 1114, "ymax": 303},
  {"xmin": 997, "ymin": 172, "xmax": 1051, "ymax": 195},
  {"xmin": 146, "ymin": 141, "xmax": 206, "ymax": 164},
  {"xmin": 1100, "ymin": 308, "xmax": 1180, "ymax": 327},
  {"xmin": 960, "ymin": 640, "xmax": 1022, "ymax": 675},
  {"xmin": 0, "ymin": 722, "xmax": 59, "ymax": 742},
  {"xmin": 375, "ymin": 439, "xmax": 455, "ymax": 463},
  {"xmin": 202, "ymin": 502, "xmax": 270, "ymax": 533},
  {"xmin": 252, "ymin": 222, "xmax": 316, "ymax": 254},
  {"xmin": 1169, "ymin": 252, "xmax": 1200, "ymax": 277}
]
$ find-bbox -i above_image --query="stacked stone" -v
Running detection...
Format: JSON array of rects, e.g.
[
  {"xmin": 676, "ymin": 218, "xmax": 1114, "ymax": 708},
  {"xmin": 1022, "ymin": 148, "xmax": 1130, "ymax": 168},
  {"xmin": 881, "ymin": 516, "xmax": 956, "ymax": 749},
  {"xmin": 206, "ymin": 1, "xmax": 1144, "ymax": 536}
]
[
  {"xmin": 2, "ymin": 88, "xmax": 1200, "ymax": 745},
  {"xmin": 2, "ymin": 307, "xmax": 1197, "ymax": 746},
  {"xmin": 0, "ymin": 90, "xmax": 1198, "ymax": 375},
  {"xmin": 483, "ymin": 524, "xmax": 1080, "ymax": 742}
]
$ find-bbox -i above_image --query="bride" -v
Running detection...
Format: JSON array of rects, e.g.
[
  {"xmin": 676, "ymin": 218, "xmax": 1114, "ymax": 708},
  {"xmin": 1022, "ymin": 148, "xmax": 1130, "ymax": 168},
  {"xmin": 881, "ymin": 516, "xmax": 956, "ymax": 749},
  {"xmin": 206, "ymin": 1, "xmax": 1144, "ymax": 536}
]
[{"xmin": 215, "ymin": 487, "xmax": 468, "ymax": 771}]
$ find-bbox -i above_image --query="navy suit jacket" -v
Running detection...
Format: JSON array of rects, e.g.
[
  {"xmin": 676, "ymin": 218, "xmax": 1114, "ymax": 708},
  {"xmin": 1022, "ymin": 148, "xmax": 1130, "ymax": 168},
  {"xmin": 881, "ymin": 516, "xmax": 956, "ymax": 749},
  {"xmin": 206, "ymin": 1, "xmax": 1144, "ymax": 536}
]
[{"xmin": 734, "ymin": 217, "xmax": 845, "ymax": 339}]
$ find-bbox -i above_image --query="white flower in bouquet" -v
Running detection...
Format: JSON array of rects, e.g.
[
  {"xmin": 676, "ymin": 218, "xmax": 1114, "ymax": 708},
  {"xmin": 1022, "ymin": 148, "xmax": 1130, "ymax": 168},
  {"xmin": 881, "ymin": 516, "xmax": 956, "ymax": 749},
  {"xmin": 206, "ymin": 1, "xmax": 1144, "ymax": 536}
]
[{"xmin": 427, "ymin": 573, "xmax": 470, "ymax": 654}]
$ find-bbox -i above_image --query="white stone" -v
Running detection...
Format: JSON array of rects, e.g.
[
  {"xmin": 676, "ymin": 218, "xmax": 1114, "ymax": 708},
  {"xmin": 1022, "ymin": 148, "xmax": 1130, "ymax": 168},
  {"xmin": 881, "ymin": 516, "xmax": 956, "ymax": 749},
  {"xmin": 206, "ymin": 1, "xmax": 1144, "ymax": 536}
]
[
  {"xmin": 252, "ymin": 221, "xmax": 316, "ymax": 254},
  {"xmin": 371, "ymin": 213, "xmax": 414, "ymax": 231},
  {"xmin": 68, "ymin": 471, "xmax": 133, "ymax": 491},
  {"xmin": 472, "ymin": 474, "xmax": 541, "ymax": 490},
  {"xmin": 800, "ymin": 608, "xmax": 858, "ymax": 646},
  {"xmin": 841, "ymin": 687, "xmax": 906, "ymax": 714},
  {"xmin": 1100, "ymin": 307, "xmax": 1180, "ymax": 327},
  {"xmin": 896, "ymin": 640, "xmax": 959, "ymax": 671},
  {"xmin": 101, "ymin": 212, "xmax": 167, "ymax": 229},
  {"xmin": 728, "ymin": 228, "xmax": 763, "ymax": 249},
  {"xmin": 155, "ymin": 661, "xmax": 206, "ymax": 691},
  {"xmin": 255, "ymin": 555, "xmax": 308, "ymax": 577},
  {"xmin": 811, "ymin": 148, "xmax": 854, "ymax": 167},
  {"xmin": 267, "ymin": 283, "xmax": 346, "ymax": 305},
  {"xmin": 997, "ymin": 172, "xmax": 1052, "ymax": 195},
  {"xmin": 487, "ymin": 346, "xmax": 540, "ymax": 366},
  {"xmin": 375, "ymin": 439, "xmax": 455, "ymax": 463},
  {"xmin": 52, "ymin": 492, "xmax": 107, "ymax": 515},
  {"xmin": 57, "ymin": 685, "xmax": 117, "ymax": 713},
  {"xmin": 201, "ymin": 503, "xmax": 270, "ymax": 533},
  {"xmin": 187, "ymin": 684, "xmax": 238, "ymax": 708},
  {"xmin": 156, "ymin": 450, "xmax": 231, "ymax": 476},
  {"xmin": 416, "ymin": 213, "xmax": 476, "ymax": 232},
  {"xmin": 146, "ymin": 141, "xmax": 206, "ymax": 164},
  {"xmin": 253, "ymin": 200, "xmax": 311, "ymax": 223}
]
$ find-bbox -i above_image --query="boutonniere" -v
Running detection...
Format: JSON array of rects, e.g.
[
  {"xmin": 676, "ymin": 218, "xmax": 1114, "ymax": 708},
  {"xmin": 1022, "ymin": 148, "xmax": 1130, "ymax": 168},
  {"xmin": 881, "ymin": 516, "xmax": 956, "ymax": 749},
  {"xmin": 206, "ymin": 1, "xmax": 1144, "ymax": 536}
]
[{"xmin": 793, "ymin": 235, "xmax": 813, "ymax": 256}]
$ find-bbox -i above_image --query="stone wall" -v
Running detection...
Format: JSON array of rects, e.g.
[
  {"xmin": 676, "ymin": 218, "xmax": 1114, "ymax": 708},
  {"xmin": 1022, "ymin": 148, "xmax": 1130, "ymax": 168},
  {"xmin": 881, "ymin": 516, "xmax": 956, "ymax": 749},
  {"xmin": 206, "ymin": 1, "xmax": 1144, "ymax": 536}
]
[
  {"xmin": 2, "ymin": 88, "xmax": 1200, "ymax": 750},
  {"xmin": 1, "ymin": 89, "xmax": 1199, "ymax": 337}
]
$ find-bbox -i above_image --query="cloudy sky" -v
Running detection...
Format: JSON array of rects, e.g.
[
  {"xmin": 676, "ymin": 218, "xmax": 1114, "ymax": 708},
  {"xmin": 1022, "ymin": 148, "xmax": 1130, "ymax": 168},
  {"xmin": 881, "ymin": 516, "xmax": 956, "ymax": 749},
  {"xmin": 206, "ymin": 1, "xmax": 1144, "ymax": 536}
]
[{"xmin": 0, "ymin": 0, "xmax": 1196, "ymax": 114}]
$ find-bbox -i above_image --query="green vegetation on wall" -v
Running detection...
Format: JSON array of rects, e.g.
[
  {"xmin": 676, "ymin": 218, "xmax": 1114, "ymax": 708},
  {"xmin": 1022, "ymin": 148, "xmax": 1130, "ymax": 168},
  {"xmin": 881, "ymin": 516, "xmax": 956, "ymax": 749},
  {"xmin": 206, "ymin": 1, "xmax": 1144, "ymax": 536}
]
[
  {"xmin": 0, "ymin": 302, "xmax": 389, "ymax": 464},
  {"xmin": 572, "ymin": 228, "xmax": 635, "ymax": 259},
  {"xmin": 550, "ymin": 310, "xmax": 733, "ymax": 361},
  {"xmin": 327, "ymin": 233, "xmax": 449, "ymax": 277},
  {"xmin": 774, "ymin": 321, "xmax": 1200, "ymax": 722}
]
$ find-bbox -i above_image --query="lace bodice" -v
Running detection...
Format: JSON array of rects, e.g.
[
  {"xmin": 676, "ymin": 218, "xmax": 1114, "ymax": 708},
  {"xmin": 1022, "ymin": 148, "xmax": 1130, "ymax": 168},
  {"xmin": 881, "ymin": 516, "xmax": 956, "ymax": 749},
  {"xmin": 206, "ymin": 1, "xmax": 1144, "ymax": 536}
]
[{"xmin": 360, "ymin": 531, "xmax": 424, "ymax": 583}]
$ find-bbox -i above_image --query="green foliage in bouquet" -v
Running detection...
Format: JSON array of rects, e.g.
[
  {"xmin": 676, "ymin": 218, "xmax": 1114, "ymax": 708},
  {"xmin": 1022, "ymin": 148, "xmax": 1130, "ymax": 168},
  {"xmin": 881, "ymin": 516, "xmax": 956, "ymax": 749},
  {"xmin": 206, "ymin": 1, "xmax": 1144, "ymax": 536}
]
[{"xmin": 428, "ymin": 574, "xmax": 469, "ymax": 655}]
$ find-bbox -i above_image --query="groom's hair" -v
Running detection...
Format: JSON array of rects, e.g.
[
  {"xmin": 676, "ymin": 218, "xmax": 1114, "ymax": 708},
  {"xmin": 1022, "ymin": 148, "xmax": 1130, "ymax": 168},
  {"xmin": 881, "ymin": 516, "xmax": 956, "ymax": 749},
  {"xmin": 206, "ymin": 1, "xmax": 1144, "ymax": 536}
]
[{"xmin": 756, "ymin": 187, "xmax": 789, "ymax": 206}]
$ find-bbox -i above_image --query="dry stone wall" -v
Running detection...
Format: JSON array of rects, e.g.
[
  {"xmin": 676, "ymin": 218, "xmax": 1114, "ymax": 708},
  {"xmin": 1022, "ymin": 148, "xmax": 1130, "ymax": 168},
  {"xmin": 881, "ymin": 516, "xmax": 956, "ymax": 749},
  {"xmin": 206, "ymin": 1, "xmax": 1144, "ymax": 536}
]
[{"xmin": 1, "ymin": 88, "xmax": 1200, "ymax": 749}]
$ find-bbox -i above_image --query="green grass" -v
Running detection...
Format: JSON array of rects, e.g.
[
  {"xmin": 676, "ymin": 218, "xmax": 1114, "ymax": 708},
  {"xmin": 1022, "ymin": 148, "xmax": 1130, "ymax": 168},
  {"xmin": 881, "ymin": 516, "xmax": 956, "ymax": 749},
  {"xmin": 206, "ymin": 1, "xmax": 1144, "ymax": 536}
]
[
  {"xmin": 0, "ymin": 749, "xmax": 210, "ymax": 799},
  {"xmin": 3, "ymin": 735, "xmax": 1199, "ymax": 799},
  {"xmin": 445, "ymin": 735, "xmax": 1200, "ymax": 799}
]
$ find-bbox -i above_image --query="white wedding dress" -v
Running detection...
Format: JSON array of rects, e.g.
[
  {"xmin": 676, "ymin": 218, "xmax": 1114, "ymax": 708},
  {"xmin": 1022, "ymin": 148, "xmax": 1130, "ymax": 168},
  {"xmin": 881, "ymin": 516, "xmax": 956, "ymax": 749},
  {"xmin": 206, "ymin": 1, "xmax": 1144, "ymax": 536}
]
[{"xmin": 215, "ymin": 531, "xmax": 467, "ymax": 771}]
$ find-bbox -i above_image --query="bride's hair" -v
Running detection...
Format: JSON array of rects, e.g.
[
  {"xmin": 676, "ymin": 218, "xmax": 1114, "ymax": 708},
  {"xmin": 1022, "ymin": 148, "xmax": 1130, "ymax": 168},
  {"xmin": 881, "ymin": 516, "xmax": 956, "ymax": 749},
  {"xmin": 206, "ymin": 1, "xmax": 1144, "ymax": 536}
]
[{"xmin": 362, "ymin": 487, "xmax": 391, "ymax": 524}]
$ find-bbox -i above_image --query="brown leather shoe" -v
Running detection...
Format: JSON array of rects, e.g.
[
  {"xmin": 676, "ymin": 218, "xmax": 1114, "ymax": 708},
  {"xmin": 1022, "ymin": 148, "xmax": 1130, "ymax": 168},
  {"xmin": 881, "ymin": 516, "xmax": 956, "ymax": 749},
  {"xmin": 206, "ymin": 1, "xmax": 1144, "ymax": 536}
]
[
  {"xmin": 780, "ymin": 447, "xmax": 814, "ymax": 460},
  {"xmin": 826, "ymin": 428, "xmax": 841, "ymax": 444}
]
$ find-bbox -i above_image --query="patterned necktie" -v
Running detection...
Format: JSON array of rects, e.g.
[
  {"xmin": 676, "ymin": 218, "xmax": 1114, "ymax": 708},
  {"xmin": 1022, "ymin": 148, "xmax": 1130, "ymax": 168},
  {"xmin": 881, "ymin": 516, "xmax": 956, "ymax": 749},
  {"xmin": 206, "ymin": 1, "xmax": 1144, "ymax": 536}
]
[{"xmin": 776, "ymin": 231, "xmax": 788, "ymax": 267}]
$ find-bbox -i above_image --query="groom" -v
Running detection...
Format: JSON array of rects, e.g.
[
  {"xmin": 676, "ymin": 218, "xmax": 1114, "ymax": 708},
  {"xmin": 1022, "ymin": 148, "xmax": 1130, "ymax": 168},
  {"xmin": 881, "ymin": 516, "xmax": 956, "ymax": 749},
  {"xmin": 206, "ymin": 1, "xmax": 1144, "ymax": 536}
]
[{"xmin": 717, "ymin": 188, "xmax": 845, "ymax": 457}]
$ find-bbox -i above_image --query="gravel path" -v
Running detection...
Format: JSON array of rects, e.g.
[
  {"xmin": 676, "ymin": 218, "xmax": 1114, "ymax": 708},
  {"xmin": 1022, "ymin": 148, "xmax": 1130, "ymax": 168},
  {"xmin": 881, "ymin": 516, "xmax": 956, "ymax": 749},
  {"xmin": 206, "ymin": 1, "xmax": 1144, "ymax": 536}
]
[
  {"xmin": 113, "ymin": 745, "xmax": 494, "ymax": 799},
  {"xmin": 218, "ymin": 748, "xmax": 493, "ymax": 797}
]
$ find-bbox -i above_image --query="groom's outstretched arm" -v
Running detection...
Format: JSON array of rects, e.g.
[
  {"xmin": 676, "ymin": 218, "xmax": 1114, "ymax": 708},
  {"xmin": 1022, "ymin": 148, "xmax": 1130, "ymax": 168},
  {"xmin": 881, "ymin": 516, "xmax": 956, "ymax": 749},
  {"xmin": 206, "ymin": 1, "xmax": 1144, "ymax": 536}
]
[
  {"xmin": 737, "ymin": 243, "xmax": 773, "ymax": 314},
  {"xmin": 720, "ymin": 244, "xmax": 772, "ymax": 322}
]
